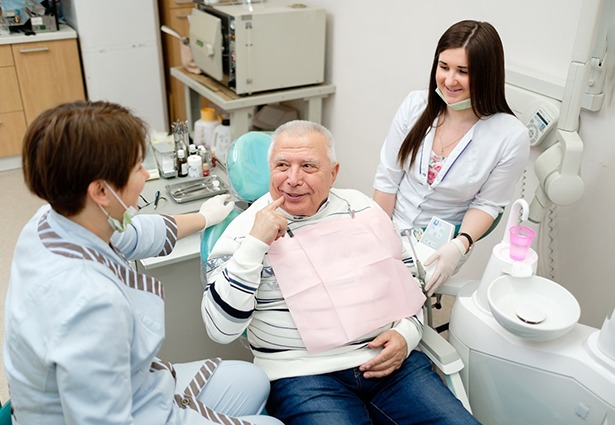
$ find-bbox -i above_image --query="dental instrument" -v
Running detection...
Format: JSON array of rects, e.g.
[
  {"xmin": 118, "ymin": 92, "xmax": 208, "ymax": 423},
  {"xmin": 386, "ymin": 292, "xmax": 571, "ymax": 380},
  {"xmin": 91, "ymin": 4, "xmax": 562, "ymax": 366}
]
[{"xmin": 153, "ymin": 190, "xmax": 161, "ymax": 210}]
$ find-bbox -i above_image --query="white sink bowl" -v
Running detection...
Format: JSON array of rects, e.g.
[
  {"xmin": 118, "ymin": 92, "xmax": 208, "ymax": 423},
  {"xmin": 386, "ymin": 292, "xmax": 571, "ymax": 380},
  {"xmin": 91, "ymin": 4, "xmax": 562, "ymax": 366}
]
[{"xmin": 487, "ymin": 275, "xmax": 580, "ymax": 341}]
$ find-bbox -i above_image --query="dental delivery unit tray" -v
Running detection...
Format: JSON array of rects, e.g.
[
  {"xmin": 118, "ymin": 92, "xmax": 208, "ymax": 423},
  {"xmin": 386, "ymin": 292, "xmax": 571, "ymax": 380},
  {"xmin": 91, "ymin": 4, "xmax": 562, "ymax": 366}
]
[{"xmin": 165, "ymin": 176, "xmax": 228, "ymax": 203}]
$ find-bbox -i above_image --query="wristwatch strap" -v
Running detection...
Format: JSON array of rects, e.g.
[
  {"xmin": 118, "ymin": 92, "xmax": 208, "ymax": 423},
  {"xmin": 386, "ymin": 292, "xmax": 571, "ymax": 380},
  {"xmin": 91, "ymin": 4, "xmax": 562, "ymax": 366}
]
[{"xmin": 457, "ymin": 232, "xmax": 474, "ymax": 254}]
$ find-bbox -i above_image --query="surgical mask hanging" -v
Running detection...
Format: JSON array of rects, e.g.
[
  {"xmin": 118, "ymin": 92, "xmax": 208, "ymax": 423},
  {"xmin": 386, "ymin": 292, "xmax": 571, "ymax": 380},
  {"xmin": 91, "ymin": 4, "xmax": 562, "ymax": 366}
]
[
  {"xmin": 99, "ymin": 182, "xmax": 138, "ymax": 232},
  {"xmin": 435, "ymin": 87, "xmax": 472, "ymax": 111}
]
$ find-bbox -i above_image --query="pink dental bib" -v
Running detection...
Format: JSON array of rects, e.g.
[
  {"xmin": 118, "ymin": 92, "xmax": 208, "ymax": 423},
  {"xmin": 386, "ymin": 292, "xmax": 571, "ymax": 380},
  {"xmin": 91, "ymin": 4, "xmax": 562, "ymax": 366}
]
[{"xmin": 268, "ymin": 207, "xmax": 425, "ymax": 353}]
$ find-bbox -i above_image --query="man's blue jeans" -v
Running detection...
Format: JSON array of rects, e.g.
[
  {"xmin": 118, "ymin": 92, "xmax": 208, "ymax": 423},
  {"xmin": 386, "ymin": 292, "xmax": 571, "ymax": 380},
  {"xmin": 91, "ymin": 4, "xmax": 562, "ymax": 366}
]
[{"xmin": 266, "ymin": 350, "xmax": 480, "ymax": 425}]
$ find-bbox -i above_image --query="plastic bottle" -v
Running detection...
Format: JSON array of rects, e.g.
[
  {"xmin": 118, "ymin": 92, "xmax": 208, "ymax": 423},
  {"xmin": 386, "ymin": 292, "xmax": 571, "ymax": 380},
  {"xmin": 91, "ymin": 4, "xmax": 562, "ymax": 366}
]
[
  {"xmin": 212, "ymin": 118, "xmax": 231, "ymax": 166},
  {"xmin": 177, "ymin": 149, "xmax": 188, "ymax": 177},
  {"xmin": 193, "ymin": 107, "xmax": 219, "ymax": 149},
  {"xmin": 187, "ymin": 154, "xmax": 203, "ymax": 178}
]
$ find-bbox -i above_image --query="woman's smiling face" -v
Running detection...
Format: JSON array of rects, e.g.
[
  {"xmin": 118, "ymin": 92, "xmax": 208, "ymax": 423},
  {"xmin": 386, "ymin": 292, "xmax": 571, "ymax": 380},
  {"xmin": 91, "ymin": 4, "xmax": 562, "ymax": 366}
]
[{"xmin": 435, "ymin": 47, "xmax": 471, "ymax": 105}]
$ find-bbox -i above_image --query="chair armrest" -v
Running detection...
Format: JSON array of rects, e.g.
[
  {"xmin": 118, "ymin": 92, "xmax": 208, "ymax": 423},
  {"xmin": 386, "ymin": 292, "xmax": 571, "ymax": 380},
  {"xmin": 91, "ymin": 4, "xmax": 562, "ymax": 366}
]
[
  {"xmin": 436, "ymin": 277, "xmax": 473, "ymax": 297},
  {"xmin": 418, "ymin": 326, "xmax": 464, "ymax": 375}
]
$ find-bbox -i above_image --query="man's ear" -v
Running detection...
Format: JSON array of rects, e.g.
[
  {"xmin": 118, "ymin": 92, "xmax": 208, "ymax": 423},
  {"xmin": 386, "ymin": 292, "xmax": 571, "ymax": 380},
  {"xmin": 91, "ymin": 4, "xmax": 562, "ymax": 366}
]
[
  {"xmin": 330, "ymin": 162, "xmax": 340, "ymax": 184},
  {"xmin": 88, "ymin": 180, "xmax": 109, "ymax": 208}
]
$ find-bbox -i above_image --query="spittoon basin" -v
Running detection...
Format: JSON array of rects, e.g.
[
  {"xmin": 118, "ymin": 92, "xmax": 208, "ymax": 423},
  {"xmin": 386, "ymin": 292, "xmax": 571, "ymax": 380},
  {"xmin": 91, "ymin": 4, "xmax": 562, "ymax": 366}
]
[{"xmin": 487, "ymin": 275, "xmax": 581, "ymax": 341}]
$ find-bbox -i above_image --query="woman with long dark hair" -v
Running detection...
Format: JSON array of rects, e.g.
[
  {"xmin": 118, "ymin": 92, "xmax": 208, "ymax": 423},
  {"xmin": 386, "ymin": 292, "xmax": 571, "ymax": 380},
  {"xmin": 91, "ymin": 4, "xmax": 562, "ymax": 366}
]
[{"xmin": 374, "ymin": 20, "xmax": 529, "ymax": 294}]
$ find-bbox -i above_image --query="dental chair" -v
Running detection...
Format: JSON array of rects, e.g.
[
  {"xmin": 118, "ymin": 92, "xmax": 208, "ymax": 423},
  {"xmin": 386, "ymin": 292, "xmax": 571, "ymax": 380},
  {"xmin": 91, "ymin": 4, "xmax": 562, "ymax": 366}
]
[
  {"xmin": 200, "ymin": 131, "xmax": 472, "ymax": 413},
  {"xmin": 0, "ymin": 400, "xmax": 11, "ymax": 425},
  {"xmin": 200, "ymin": 131, "xmax": 273, "ymax": 262},
  {"xmin": 444, "ymin": 199, "xmax": 615, "ymax": 424}
]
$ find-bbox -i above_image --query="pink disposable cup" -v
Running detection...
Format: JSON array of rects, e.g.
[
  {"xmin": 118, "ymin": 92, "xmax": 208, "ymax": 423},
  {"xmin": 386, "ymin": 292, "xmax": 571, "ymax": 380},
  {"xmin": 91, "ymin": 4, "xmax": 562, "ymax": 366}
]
[{"xmin": 509, "ymin": 225, "xmax": 536, "ymax": 261}]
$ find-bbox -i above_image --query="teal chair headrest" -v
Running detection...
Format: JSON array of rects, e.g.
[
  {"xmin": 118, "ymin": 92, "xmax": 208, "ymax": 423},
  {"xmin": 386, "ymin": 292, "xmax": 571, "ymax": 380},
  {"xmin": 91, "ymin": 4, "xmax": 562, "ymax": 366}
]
[
  {"xmin": 201, "ymin": 131, "xmax": 273, "ymax": 269},
  {"xmin": 227, "ymin": 131, "xmax": 272, "ymax": 203}
]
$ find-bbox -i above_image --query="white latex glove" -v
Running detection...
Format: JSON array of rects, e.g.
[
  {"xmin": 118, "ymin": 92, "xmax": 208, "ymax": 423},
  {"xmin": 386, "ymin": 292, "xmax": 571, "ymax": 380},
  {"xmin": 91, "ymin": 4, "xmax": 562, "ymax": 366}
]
[
  {"xmin": 199, "ymin": 194, "xmax": 235, "ymax": 228},
  {"xmin": 422, "ymin": 238, "xmax": 465, "ymax": 296}
]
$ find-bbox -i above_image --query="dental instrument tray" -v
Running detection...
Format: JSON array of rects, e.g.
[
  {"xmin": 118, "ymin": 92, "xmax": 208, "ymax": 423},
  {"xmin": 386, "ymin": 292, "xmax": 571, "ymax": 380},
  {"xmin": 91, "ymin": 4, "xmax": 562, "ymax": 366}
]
[{"xmin": 165, "ymin": 176, "xmax": 228, "ymax": 203}]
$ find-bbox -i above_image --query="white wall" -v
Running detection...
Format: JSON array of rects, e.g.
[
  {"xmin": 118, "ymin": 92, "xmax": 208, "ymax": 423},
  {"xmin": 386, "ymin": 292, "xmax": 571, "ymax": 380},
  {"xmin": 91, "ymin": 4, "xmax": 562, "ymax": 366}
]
[{"xmin": 296, "ymin": 0, "xmax": 615, "ymax": 328}]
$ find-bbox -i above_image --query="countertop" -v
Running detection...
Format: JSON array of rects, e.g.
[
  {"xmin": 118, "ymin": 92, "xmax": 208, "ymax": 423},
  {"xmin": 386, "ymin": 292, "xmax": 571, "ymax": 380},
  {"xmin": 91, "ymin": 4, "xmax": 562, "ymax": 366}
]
[
  {"xmin": 0, "ymin": 23, "xmax": 77, "ymax": 45},
  {"xmin": 137, "ymin": 168, "xmax": 233, "ymax": 270}
]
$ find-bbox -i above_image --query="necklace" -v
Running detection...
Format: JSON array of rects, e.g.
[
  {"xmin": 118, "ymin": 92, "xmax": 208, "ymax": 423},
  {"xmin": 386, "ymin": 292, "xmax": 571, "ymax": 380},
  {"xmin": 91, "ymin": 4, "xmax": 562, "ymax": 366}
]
[
  {"xmin": 435, "ymin": 115, "xmax": 479, "ymax": 156},
  {"xmin": 436, "ymin": 132, "xmax": 464, "ymax": 156}
]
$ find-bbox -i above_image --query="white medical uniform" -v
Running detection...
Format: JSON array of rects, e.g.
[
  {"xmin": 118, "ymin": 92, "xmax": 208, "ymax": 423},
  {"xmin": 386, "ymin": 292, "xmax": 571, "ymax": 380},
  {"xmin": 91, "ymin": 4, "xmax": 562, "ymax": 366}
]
[
  {"xmin": 4, "ymin": 205, "xmax": 280, "ymax": 425},
  {"xmin": 373, "ymin": 90, "xmax": 530, "ymax": 231}
]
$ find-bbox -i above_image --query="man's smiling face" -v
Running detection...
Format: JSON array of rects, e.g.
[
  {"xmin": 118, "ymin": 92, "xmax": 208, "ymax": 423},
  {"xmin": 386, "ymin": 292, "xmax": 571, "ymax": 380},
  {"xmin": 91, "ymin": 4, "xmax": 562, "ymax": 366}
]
[{"xmin": 269, "ymin": 130, "xmax": 339, "ymax": 217}]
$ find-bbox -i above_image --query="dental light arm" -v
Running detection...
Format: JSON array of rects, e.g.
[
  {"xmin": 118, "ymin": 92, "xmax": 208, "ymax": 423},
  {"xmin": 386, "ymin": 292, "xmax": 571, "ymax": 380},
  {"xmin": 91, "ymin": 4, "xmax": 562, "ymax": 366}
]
[
  {"xmin": 528, "ymin": 60, "xmax": 587, "ymax": 223},
  {"xmin": 584, "ymin": 24, "xmax": 615, "ymax": 110},
  {"xmin": 528, "ymin": 130, "xmax": 585, "ymax": 223},
  {"xmin": 528, "ymin": 1, "xmax": 612, "ymax": 223},
  {"xmin": 606, "ymin": 26, "xmax": 615, "ymax": 83}
]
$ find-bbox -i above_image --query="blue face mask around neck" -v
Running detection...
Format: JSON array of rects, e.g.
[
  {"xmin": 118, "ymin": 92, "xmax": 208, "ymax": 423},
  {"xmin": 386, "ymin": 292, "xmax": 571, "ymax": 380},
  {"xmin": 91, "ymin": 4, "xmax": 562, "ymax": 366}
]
[
  {"xmin": 99, "ymin": 182, "xmax": 138, "ymax": 233},
  {"xmin": 435, "ymin": 87, "xmax": 473, "ymax": 111}
]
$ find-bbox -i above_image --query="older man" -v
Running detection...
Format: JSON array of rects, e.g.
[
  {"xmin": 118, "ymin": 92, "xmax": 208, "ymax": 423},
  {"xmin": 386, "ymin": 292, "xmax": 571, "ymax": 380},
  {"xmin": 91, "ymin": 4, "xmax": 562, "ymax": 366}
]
[{"xmin": 202, "ymin": 120, "xmax": 479, "ymax": 424}]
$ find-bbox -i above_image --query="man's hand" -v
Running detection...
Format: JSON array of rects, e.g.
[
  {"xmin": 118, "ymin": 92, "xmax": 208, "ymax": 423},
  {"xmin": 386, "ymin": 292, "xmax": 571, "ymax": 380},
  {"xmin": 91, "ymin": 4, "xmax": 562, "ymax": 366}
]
[
  {"xmin": 359, "ymin": 330, "xmax": 408, "ymax": 378},
  {"xmin": 249, "ymin": 196, "xmax": 288, "ymax": 245}
]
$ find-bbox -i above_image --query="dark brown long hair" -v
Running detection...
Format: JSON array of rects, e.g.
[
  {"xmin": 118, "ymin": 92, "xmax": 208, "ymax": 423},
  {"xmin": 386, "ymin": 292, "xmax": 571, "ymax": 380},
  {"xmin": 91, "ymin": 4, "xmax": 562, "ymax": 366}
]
[
  {"xmin": 398, "ymin": 20, "xmax": 514, "ymax": 168},
  {"xmin": 23, "ymin": 101, "xmax": 147, "ymax": 216}
]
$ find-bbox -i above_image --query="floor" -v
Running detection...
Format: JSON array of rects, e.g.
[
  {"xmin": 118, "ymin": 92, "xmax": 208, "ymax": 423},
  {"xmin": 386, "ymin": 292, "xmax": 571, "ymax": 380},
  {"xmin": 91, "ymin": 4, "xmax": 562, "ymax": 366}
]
[
  {"xmin": 0, "ymin": 168, "xmax": 46, "ymax": 404},
  {"xmin": 0, "ymin": 166, "xmax": 455, "ymax": 406}
]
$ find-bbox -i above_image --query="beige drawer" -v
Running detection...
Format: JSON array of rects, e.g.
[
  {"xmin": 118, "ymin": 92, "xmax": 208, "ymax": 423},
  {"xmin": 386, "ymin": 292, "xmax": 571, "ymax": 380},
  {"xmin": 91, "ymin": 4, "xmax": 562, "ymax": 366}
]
[
  {"xmin": 0, "ymin": 45, "xmax": 14, "ymax": 67},
  {"xmin": 0, "ymin": 111, "xmax": 27, "ymax": 157},
  {"xmin": 0, "ymin": 66, "xmax": 23, "ymax": 114}
]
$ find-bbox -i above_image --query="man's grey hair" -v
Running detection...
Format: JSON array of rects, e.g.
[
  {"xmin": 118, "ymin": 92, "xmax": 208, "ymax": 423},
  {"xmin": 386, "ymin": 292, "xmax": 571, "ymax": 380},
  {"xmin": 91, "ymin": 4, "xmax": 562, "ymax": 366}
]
[{"xmin": 268, "ymin": 120, "xmax": 337, "ymax": 164}]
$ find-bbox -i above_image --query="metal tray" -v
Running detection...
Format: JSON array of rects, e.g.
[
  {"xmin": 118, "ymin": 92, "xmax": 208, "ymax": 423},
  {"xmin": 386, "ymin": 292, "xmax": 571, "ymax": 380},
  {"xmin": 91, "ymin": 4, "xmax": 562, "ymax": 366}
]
[{"xmin": 165, "ymin": 176, "xmax": 228, "ymax": 204}]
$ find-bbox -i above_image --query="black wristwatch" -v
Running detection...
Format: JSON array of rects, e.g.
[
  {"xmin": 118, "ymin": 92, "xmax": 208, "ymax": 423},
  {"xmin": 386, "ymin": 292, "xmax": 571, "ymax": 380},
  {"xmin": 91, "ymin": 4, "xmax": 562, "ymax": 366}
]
[{"xmin": 457, "ymin": 232, "xmax": 474, "ymax": 254}]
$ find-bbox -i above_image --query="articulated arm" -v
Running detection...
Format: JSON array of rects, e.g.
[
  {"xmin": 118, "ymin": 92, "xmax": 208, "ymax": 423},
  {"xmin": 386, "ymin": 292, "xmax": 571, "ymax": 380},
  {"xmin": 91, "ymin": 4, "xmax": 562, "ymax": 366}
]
[{"xmin": 528, "ymin": 129, "xmax": 585, "ymax": 223}]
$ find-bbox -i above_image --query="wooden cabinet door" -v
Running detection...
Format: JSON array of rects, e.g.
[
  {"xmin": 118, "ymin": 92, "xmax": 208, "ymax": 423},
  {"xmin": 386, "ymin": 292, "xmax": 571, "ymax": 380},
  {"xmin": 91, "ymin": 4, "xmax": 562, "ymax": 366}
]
[
  {"xmin": 0, "ymin": 111, "xmax": 27, "ymax": 157},
  {"xmin": 0, "ymin": 46, "xmax": 26, "ymax": 156},
  {"xmin": 161, "ymin": 5, "xmax": 194, "ymax": 122},
  {"xmin": 160, "ymin": 0, "xmax": 195, "ymax": 13},
  {"xmin": 0, "ymin": 66, "xmax": 23, "ymax": 114},
  {"xmin": 12, "ymin": 38, "xmax": 85, "ymax": 124},
  {"xmin": 0, "ymin": 45, "xmax": 14, "ymax": 67}
]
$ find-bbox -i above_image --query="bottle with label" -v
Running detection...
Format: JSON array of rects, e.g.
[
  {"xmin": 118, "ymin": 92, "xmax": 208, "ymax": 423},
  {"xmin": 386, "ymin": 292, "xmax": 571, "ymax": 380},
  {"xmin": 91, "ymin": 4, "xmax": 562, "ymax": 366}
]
[
  {"xmin": 177, "ymin": 149, "xmax": 188, "ymax": 177},
  {"xmin": 187, "ymin": 153, "xmax": 203, "ymax": 178},
  {"xmin": 212, "ymin": 118, "xmax": 231, "ymax": 166},
  {"xmin": 193, "ymin": 107, "xmax": 219, "ymax": 150}
]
